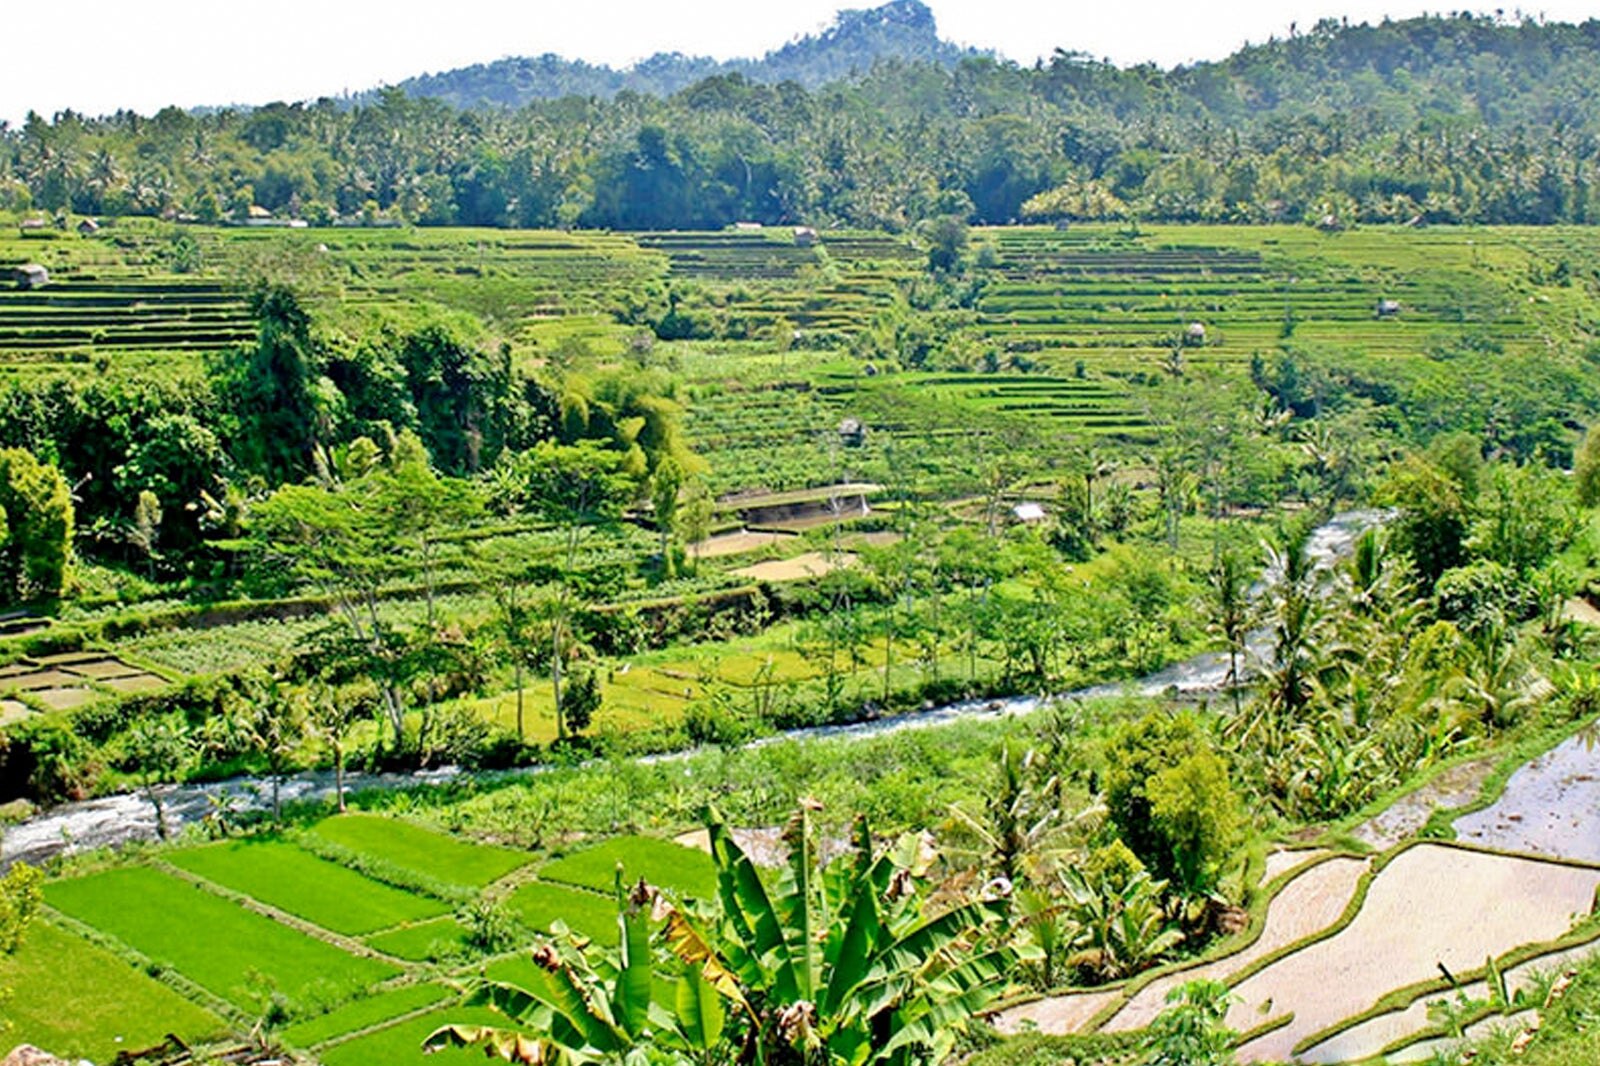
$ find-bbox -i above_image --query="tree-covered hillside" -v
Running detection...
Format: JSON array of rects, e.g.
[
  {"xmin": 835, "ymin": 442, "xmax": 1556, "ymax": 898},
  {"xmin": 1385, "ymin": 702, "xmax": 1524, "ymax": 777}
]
[
  {"xmin": 395, "ymin": 0, "xmax": 979, "ymax": 107},
  {"xmin": 4, "ymin": 10, "xmax": 1600, "ymax": 230}
]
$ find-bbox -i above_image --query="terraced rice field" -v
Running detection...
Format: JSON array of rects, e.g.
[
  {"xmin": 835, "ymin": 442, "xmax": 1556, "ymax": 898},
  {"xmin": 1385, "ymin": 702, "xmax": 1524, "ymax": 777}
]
[
  {"xmin": 9, "ymin": 816, "xmax": 713, "ymax": 1060},
  {"xmin": 0, "ymin": 920, "xmax": 225, "ymax": 1062},
  {"xmin": 0, "ymin": 651, "xmax": 168, "ymax": 712},
  {"xmin": 44, "ymin": 865, "xmax": 401, "ymax": 1010},
  {"xmin": 304, "ymin": 812, "xmax": 533, "ymax": 888},
  {"xmin": 1227, "ymin": 845, "xmax": 1600, "ymax": 1062},
  {"xmin": 997, "ymin": 721, "xmax": 1600, "ymax": 1064}
]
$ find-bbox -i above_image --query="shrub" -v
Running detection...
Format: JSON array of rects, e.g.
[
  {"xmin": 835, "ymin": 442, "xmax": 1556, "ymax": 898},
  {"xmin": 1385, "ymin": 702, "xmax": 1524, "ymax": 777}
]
[{"xmin": 1102, "ymin": 710, "xmax": 1239, "ymax": 896}]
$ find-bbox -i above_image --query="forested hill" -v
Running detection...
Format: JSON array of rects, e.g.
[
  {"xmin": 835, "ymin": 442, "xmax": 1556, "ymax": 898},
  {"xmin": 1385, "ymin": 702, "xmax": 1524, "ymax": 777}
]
[
  {"xmin": 394, "ymin": 0, "xmax": 980, "ymax": 107},
  {"xmin": 7, "ymin": 12, "xmax": 1600, "ymax": 228}
]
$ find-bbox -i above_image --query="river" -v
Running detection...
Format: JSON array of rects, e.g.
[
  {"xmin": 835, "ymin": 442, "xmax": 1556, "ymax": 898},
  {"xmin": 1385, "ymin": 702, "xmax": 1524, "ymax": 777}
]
[{"xmin": 1, "ymin": 510, "xmax": 1386, "ymax": 868}]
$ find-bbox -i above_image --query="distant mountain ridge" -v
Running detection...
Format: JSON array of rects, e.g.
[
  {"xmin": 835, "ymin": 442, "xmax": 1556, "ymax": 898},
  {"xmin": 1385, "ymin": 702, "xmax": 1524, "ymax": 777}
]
[{"xmin": 393, "ymin": 0, "xmax": 983, "ymax": 107}]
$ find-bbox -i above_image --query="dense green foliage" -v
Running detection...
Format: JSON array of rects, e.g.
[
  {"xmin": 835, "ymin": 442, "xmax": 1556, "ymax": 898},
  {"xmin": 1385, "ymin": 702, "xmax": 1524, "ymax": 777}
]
[{"xmin": 12, "ymin": 11, "xmax": 1600, "ymax": 229}]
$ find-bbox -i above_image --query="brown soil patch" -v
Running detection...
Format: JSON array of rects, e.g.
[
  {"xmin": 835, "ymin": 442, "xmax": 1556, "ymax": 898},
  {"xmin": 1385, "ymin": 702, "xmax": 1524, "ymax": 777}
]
[
  {"xmin": 32, "ymin": 652, "xmax": 103, "ymax": 667},
  {"xmin": 101, "ymin": 674, "xmax": 167, "ymax": 694},
  {"xmin": 30, "ymin": 687, "xmax": 97, "ymax": 710},
  {"xmin": 1230, "ymin": 845, "xmax": 1600, "ymax": 1063},
  {"xmin": 672, "ymin": 826, "xmax": 854, "ymax": 869},
  {"xmin": 62, "ymin": 658, "xmax": 145, "ymax": 680},
  {"xmin": 992, "ymin": 989, "xmax": 1123, "ymax": 1037},
  {"xmin": 1351, "ymin": 756, "xmax": 1498, "ymax": 851},
  {"xmin": 10, "ymin": 670, "xmax": 81, "ymax": 691},
  {"xmin": 839, "ymin": 531, "xmax": 903, "ymax": 549},
  {"xmin": 733, "ymin": 551, "xmax": 855, "ymax": 583},
  {"xmin": 1562, "ymin": 597, "xmax": 1600, "ymax": 627},
  {"xmin": 0, "ymin": 699, "xmax": 32, "ymax": 726},
  {"xmin": 1101, "ymin": 856, "xmax": 1369, "ymax": 1034},
  {"xmin": 688, "ymin": 529, "xmax": 795, "ymax": 559}
]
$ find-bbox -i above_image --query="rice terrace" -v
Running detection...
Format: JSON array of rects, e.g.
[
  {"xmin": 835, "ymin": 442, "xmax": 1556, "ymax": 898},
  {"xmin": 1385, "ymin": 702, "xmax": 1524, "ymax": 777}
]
[{"xmin": 8, "ymin": 3, "xmax": 1600, "ymax": 1066}]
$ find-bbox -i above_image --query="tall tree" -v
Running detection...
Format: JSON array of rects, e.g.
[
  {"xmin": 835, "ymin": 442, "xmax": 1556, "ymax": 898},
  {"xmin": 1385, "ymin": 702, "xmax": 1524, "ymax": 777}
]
[{"xmin": 0, "ymin": 448, "xmax": 73, "ymax": 601}]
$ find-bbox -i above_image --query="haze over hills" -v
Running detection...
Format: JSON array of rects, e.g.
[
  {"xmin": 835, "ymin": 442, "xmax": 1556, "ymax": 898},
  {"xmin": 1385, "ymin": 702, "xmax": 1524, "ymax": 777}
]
[{"xmin": 393, "ymin": 0, "xmax": 984, "ymax": 107}]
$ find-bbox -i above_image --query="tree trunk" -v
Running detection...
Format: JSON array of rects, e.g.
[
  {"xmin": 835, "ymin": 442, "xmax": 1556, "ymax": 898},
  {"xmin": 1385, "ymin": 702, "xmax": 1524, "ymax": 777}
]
[
  {"xmin": 148, "ymin": 785, "xmax": 167, "ymax": 841},
  {"xmin": 552, "ymin": 615, "xmax": 565, "ymax": 740},
  {"xmin": 515, "ymin": 660, "xmax": 525, "ymax": 742},
  {"xmin": 334, "ymin": 744, "xmax": 346, "ymax": 813}
]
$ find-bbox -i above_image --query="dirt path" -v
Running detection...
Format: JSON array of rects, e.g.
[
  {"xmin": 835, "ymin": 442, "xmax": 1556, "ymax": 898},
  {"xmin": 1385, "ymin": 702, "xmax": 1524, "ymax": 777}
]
[
  {"xmin": 687, "ymin": 529, "xmax": 795, "ymax": 558},
  {"xmin": 1229, "ymin": 844, "xmax": 1600, "ymax": 1063}
]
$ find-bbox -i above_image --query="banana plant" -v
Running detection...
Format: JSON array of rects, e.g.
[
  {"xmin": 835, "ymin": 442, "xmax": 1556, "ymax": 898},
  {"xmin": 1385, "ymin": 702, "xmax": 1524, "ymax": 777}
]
[
  {"xmin": 428, "ymin": 803, "xmax": 1012, "ymax": 1065},
  {"xmin": 658, "ymin": 801, "xmax": 1015, "ymax": 1065},
  {"xmin": 1055, "ymin": 865, "xmax": 1183, "ymax": 983},
  {"xmin": 425, "ymin": 872, "xmax": 724, "ymax": 1065}
]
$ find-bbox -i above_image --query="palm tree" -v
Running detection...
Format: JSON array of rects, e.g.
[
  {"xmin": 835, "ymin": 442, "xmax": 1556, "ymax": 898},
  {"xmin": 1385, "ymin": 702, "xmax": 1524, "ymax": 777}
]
[{"xmin": 1205, "ymin": 551, "xmax": 1253, "ymax": 716}]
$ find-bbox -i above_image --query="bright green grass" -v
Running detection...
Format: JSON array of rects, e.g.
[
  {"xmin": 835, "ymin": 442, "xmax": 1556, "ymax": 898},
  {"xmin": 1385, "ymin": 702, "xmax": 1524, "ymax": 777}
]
[
  {"xmin": 44, "ymin": 866, "xmax": 399, "ymax": 1011},
  {"xmin": 365, "ymin": 917, "xmax": 473, "ymax": 962},
  {"xmin": 318, "ymin": 1004, "xmax": 506, "ymax": 1066},
  {"xmin": 0, "ymin": 920, "xmax": 226, "ymax": 1062},
  {"xmin": 280, "ymin": 982, "xmax": 452, "ymax": 1049},
  {"xmin": 539, "ymin": 836, "xmax": 716, "ymax": 901},
  {"xmin": 307, "ymin": 813, "xmax": 532, "ymax": 888},
  {"xmin": 505, "ymin": 880, "xmax": 621, "ymax": 946},
  {"xmin": 167, "ymin": 838, "xmax": 451, "ymax": 935}
]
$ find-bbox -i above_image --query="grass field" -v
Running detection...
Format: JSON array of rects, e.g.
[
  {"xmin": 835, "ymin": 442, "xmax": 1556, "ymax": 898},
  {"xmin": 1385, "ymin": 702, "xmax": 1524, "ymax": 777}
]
[
  {"xmin": 317, "ymin": 1004, "xmax": 507, "ymax": 1066},
  {"xmin": 0, "ymin": 920, "xmax": 225, "ymax": 1062},
  {"xmin": 505, "ymin": 879, "xmax": 624, "ymax": 946},
  {"xmin": 306, "ymin": 814, "xmax": 533, "ymax": 888},
  {"xmin": 168, "ymin": 838, "xmax": 452, "ymax": 935},
  {"xmin": 279, "ymin": 982, "xmax": 453, "ymax": 1049},
  {"xmin": 539, "ymin": 835, "xmax": 718, "ymax": 901},
  {"xmin": 364, "ymin": 917, "xmax": 474, "ymax": 962},
  {"xmin": 43, "ymin": 866, "xmax": 399, "ymax": 1011}
]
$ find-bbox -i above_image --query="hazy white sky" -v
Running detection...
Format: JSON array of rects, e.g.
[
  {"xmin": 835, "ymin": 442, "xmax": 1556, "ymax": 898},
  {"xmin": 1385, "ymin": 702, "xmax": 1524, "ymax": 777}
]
[{"xmin": 3, "ymin": 1, "xmax": 1598, "ymax": 125}]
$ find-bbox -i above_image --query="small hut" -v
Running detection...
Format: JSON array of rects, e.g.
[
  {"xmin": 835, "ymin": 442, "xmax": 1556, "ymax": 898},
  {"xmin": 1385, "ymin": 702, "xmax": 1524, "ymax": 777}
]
[
  {"xmin": 17, "ymin": 218, "xmax": 47, "ymax": 237},
  {"xmin": 1376, "ymin": 298, "xmax": 1401, "ymax": 318},
  {"xmin": 793, "ymin": 226, "xmax": 819, "ymax": 247},
  {"xmin": 1012, "ymin": 502, "xmax": 1047, "ymax": 525},
  {"xmin": 11, "ymin": 264, "xmax": 50, "ymax": 289},
  {"xmin": 838, "ymin": 417, "xmax": 867, "ymax": 448},
  {"xmin": 76, "ymin": 218, "xmax": 99, "ymax": 236},
  {"xmin": 1184, "ymin": 322, "xmax": 1207, "ymax": 345}
]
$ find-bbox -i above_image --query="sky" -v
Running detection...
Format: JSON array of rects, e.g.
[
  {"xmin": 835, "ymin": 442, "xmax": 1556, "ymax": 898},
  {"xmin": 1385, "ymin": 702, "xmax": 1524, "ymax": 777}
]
[{"xmin": 3, "ymin": 1, "xmax": 1599, "ymax": 125}]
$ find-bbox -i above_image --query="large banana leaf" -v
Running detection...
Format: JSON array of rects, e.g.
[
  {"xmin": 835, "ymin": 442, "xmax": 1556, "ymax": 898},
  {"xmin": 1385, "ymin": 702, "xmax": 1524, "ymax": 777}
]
[
  {"xmin": 671, "ymin": 964, "xmax": 727, "ymax": 1050},
  {"xmin": 612, "ymin": 874, "xmax": 655, "ymax": 1040},
  {"xmin": 705, "ymin": 807, "xmax": 799, "ymax": 1001},
  {"xmin": 820, "ymin": 882, "xmax": 882, "ymax": 1016},
  {"xmin": 423, "ymin": 1023, "xmax": 566, "ymax": 1064},
  {"xmin": 872, "ymin": 949, "xmax": 1015, "ymax": 1063},
  {"xmin": 660, "ymin": 903, "xmax": 756, "ymax": 1028},
  {"xmin": 778, "ymin": 803, "xmax": 821, "ymax": 999}
]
